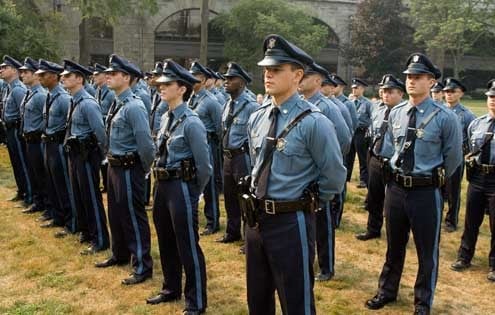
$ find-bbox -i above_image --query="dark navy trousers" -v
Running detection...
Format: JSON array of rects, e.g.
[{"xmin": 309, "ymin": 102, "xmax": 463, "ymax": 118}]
[
  {"xmin": 153, "ymin": 179, "xmax": 207, "ymax": 312},
  {"xmin": 203, "ymin": 141, "xmax": 220, "ymax": 231},
  {"xmin": 246, "ymin": 210, "xmax": 316, "ymax": 315},
  {"xmin": 107, "ymin": 162, "xmax": 153, "ymax": 276},
  {"xmin": 345, "ymin": 128, "xmax": 369, "ymax": 184},
  {"xmin": 443, "ymin": 163, "xmax": 464, "ymax": 228},
  {"xmin": 5, "ymin": 127, "xmax": 31, "ymax": 202},
  {"xmin": 68, "ymin": 148, "xmax": 109, "ymax": 249},
  {"xmin": 25, "ymin": 140, "xmax": 49, "ymax": 212},
  {"xmin": 316, "ymin": 201, "xmax": 335, "ymax": 276},
  {"xmin": 222, "ymin": 152, "xmax": 250, "ymax": 238},
  {"xmin": 44, "ymin": 141, "xmax": 77, "ymax": 231},
  {"xmin": 378, "ymin": 182, "xmax": 442, "ymax": 309},
  {"xmin": 365, "ymin": 155, "xmax": 386, "ymax": 235},
  {"xmin": 331, "ymin": 184, "xmax": 346, "ymax": 228}
]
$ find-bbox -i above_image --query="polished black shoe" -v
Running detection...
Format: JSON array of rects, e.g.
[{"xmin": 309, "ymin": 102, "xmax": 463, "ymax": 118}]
[
  {"xmin": 487, "ymin": 268, "xmax": 495, "ymax": 281},
  {"xmin": 357, "ymin": 181, "xmax": 367, "ymax": 189},
  {"xmin": 365, "ymin": 294, "xmax": 396, "ymax": 310},
  {"xmin": 54, "ymin": 229, "xmax": 69, "ymax": 238},
  {"xmin": 216, "ymin": 234, "xmax": 241, "ymax": 243},
  {"xmin": 414, "ymin": 305, "xmax": 430, "ymax": 315},
  {"xmin": 36, "ymin": 214, "xmax": 52, "ymax": 222},
  {"xmin": 122, "ymin": 273, "xmax": 151, "ymax": 285},
  {"xmin": 355, "ymin": 231, "xmax": 380, "ymax": 241},
  {"xmin": 315, "ymin": 272, "xmax": 333, "ymax": 282},
  {"xmin": 146, "ymin": 291, "xmax": 180, "ymax": 305},
  {"xmin": 40, "ymin": 221, "xmax": 56, "ymax": 228},
  {"xmin": 79, "ymin": 233, "xmax": 91, "ymax": 244},
  {"xmin": 95, "ymin": 257, "xmax": 128, "ymax": 268},
  {"xmin": 80, "ymin": 245, "xmax": 108, "ymax": 256},
  {"xmin": 200, "ymin": 228, "xmax": 219, "ymax": 236},
  {"xmin": 21, "ymin": 205, "xmax": 43, "ymax": 214},
  {"xmin": 444, "ymin": 223, "xmax": 457, "ymax": 233},
  {"xmin": 7, "ymin": 193, "xmax": 23, "ymax": 202},
  {"xmin": 450, "ymin": 259, "xmax": 471, "ymax": 271}
]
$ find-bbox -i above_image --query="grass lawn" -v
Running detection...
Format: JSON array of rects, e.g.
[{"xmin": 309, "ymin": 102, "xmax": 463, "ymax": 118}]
[{"xmin": 1, "ymin": 108, "xmax": 494, "ymax": 315}]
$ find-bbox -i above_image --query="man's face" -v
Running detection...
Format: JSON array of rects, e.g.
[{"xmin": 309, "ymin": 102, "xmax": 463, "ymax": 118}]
[
  {"xmin": 352, "ymin": 85, "xmax": 364, "ymax": 97},
  {"xmin": 334, "ymin": 85, "xmax": 344, "ymax": 96},
  {"xmin": 298, "ymin": 73, "xmax": 320, "ymax": 95},
  {"xmin": 224, "ymin": 76, "xmax": 244, "ymax": 95},
  {"xmin": 20, "ymin": 70, "xmax": 36, "ymax": 86},
  {"xmin": 93, "ymin": 73, "xmax": 106, "ymax": 86},
  {"xmin": 0, "ymin": 65, "xmax": 17, "ymax": 81},
  {"xmin": 106, "ymin": 71, "xmax": 129, "ymax": 91},
  {"xmin": 320, "ymin": 84, "xmax": 333, "ymax": 97},
  {"xmin": 487, "ymin": 95, "xmax": 495, "ymax": 112},
  {"xmin": 37, "ymin": 72, "xmax": 57, "ymax": 88},
  {"xmin": 192, "ymin": 74, "xmax": 206, "ymax": 91},
  {"xmin": 149, "ymin": 74, "xmax": 161, "ymax": 87},
  {"xmin": 406, "ymin": 74, "xmax": 435, "ymax": 97},
  {"xmin": 382, "ymin": 88, "xmax": 403, "ymax": 106},
  {"xmin": 263, "ymin": 64, "xmax": 304, "ymax": 97},
  {"xmin": 431, "ymin": 91, "xmax": 444, "ymax": 102},
  {"xmin": 444, "ymin": 88, "xmax": 464, "ymax": 104},
  {"xmin": 205, "ymin": 77, "xmax": 215, "ymax": 89},
  {"xmin": 61, "ymin": 72, "xmax": 81, "ymax": 90}
]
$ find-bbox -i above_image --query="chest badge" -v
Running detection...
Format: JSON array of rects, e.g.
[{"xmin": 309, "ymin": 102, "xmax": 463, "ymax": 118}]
[
  {"xmin": 416, "ymin": 128, "xmax": 425, "ymax": 139},
  {"xmin": 276, "ymin": 138, "xmax": 287, "ymax": 151},
  {"xmin": 393, "ymin": 123, "xmax": 401, "ymax": 129}
]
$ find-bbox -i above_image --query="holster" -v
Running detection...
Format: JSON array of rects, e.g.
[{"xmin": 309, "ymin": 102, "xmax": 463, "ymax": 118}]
[
  {"xmin": 237, "ymin": 176, "xmax": 259, "ymax": 228},
  {"xmin": 382, "ymin": 158, "xmax": 392, "ymax": 182},
  {"xmin": 465, "ymin": 157, "xmax": 475, "ymax": 181}
]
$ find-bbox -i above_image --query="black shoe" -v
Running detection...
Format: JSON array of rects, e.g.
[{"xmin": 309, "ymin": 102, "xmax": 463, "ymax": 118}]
[
  {"xmin": 122, "ymin": 273, "xmax": 151, "ymax": 285},
  {"xmin": 357, "ymin": 181, "xmax": 367, "ymax": 189},
  {"xmin": 95, "ymin": 257, "xmax": 128, "ymax": 268},
  {"xmin": 146, "ymin": 291, "xmax": 180, "ymax": 305},
  {"xmin": 7, "ymin": 193, "xmax": 23, "ymax": 202},
  {"xmin": 414, "ymin": 305, "xmax": 430, "ymax": 315},
  {"xmin": 216, "ymin": 234, "xmax": 241, "ymax": 243},
  {"xmin": 315, "ymin": 273, "xmax": 333, "ymax": 281},
  {"xmin": 200, "ymin": 228, "xmax": 219, "ymax": 236},
  {"xmin": 239, "ymin": 245, "xmax": 245, "ymax": 255},
  {"xmin": 444, "ymin": 223, "xmax": 456, "ymax": 233},
  {"xmin": 365, "ymin": 294, "xmax": 396, "ymax": 310},
  {"xmin": 487, "ymin": 268, "xmax": 495, "ymax": 281},
  {"xmin": 21, "ymin": 205, "xmax": 43, "ymax": 214},
  {"xmin": 40, "ymin": 221, "xmax": 56, "ymax": 228},
  {"xmin": 54, "ymin": 229, "xmax": 69, "ymax": 238},
  {"xmin": 79, "ymin": 233, "xmax": 91, "ymax": 244},
  {"xmin": 355, "ymin": 231, "xmax": 380, "ymax": 241},
  {"xmin": 36, "ymin": 214, "xmax": 52, "ymax": 222},
  {"xmin": 80, "ymin": 245, "xmax": 108, "ymax": 256},
  {"xmin": 450, "ymin": 259, "xmax": 471, "ymax": 271}
]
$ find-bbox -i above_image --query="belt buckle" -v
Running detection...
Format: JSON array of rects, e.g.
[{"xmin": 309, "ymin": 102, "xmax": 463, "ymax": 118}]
[
  {"xmin": 162, "ymin": 169, "xmax": 170, "ymax": 180},
  {"xmin": 224, "ymin": 150, "xmax": 232, "ymax": 159},
  {"xmin": 403, "ymin": 175, "xmax": 413, "ymax": 188},
  {"xmin": 265, "ymin": 200, "xmax": 276, "ymax": 215}
]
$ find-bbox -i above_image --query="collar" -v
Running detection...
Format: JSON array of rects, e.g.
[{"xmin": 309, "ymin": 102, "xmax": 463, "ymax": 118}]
[
  {"xmin": 31, "ymin": 84, "xmax": 43, "ymax": 92},
  {"xmin": 307, "ymin": 91, "xmax": 323, "ymax": 104},
  {"xmin": 49, "ymin": 83, "xmax": 65, "ymax": 94},
  {"xmin": 195, "ymin": 88, "xmax": 207, "ymax": 98},
  {"xmin": 170, "ymin": 102, "xmax": 188, "ymax": 118},
  {"xmin": 8, "ymin": 78, "xmax": 21, "ymax": 88},
  {"xmin": 407, "ymin": 97, "xmax": 432, "ymax": 114},
  {"xmin": 276, "ymin": 92, "xmax": 301, "ymax": 118},
  {"xmin": 72, "ymin": 87, "xmax": 87, "ymax": 102},
  {"xmin": 117, "ymin": 88, "xmax": 133, "ymax": 103}
]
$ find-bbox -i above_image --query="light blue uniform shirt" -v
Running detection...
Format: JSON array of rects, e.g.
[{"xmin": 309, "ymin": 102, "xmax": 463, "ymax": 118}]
[
  {"xmin": 96, "ymin": 84, "xmax": 115, "ymax": 120},
  {"xmin": 354, "ymin": 95, "xmax": 373, "ymax": 129},
  {"xmin": 337, "ymin": 93, "xmax": 358, "ymax": 132},
  {"xmin": 329, "ymin": 95, "xmax": 353, "ymax": 135},
  {"xmin": 386, "ymin": 97, "xmax": 462, "ymax": 177},
  {"xmin": 189, "ymin": 88, "xmax": 223, "ymax": 139},
  {"xmin": 248, "ymin": 93, "xmax": 346, "ymax": 201},
  {"xmin": 151, "ymin": 100, "xmax": 169, "ymax": 136},
  {"xmin": 156, "ymin": 103, "xmax": 212, "ymax": 191},
  {"xmin": 307, "ymin": 92, "xmax": 351, "ymax": 154},
  {"xmin": 131, "ymin": 84, "xmax": 151, "ymax": 115},
  {"xmin": 467, "ymin": 114, "xmax": 495, "ymax": 165},
  {"xmin": 44, "ymin": 84, "xmax": 71, "ymax": 135},
  {"xmin": 369, "ymin": 102, "xmax": 397, "ymax": 158},
  {"xmin": 222, "ymin": 88, "xmax": 258, "ymax": 149},
  {"xmin": 447, "ymin": 102, "xmax": 476, "ymax": 153},
  {"xmin": 209, "ymin": 87, "xmax": 226, "ymax": 106},
  {"xmin": 22, "ymin": 84, "xmax": 47, "ymax": 133},
  {"xmin": 108, "ymin": 88, "xmax": 155, "ymax": 171},
  {"xmin": 2, "ymin": 78, "xmax": 27, "ymax": 122},
  {"xmin": 84, "ymin": 82, "xmax": 96, "ymax": 97}
]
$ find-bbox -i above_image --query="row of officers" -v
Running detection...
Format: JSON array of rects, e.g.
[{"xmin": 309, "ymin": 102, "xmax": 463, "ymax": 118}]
[{"xmin": 1, "ymin": 33, "xmax": 494, "ymax": 314}]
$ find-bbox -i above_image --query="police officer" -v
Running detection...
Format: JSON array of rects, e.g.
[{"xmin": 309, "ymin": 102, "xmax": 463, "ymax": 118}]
[
  {"xmin": 214, "ymin": 71, "xmax": 230, "ymax": 102},
  {"xmin": 356, "ymin": 74, "xmax": 404, "ymax": 241},
  {"xmin": 35, "ymin": 59, "xmax": 78, "ymax": 238},
  {"xmin": 451, "ymin": 79, "xmax": 495, "ymax": 282},
  {"xmin": 330, "ymin": 74, "xmax": 359, "ymax": 133},
  {"xmin": 18, "ymin": 58, "xmax": 50, "ymax": 219},
  {"xmin": 216, "ymin": 62, "xmax": 258, "ymax": 245},
  {"xmin": 206, "ymin": 68, "xmax": 226, "ymax": 105},
  {"xmin": 346, "ymin": 78, "xmax": 373, "ymax": 188},
  {"xmin": 320, "ymin": 74, "xmax": 355, "ymax": 135},
  {"xmin": 188, "ymin": 61, "xmax": 223, "ymax": 235},
  {"xmin": 146, "ymin": 60, "xmax": 211, "ymax": 315},
  {"xmin": 130, "ymin": 67, "xmax": 152, "ymax": 115},
  {"xmin": 0, "ymin": 55, "xmax": 31, "ymax": 205},
  {"xmin": 61, "ymin": 60, "xmax": 109, "ymax": 255},
  {"xmin": 95, "ymin": 54, "xmax": 155, "ymax": 285},
  {"xmin": 430, "ymin": 81, "xmax": 444, "ymax": 104},
  {"xmin": 246, "ymin": 34, "xmax": 346, "ymax": 315},
  {"xmin": 442, "ymin": 78, "xmax": 476, "ymax": 232},
  {"xmin": 365, "ymin": 53, "xmax": 462, "ymax": 315}
]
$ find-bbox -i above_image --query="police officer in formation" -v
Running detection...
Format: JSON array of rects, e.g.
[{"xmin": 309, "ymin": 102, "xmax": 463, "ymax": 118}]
[
  {"xmin": 442, "ymin": 78, "xmax": 476, "ymax": 232},
  {"xmin": 356, "ymin": 74, "xmax": 404, "ymax": 241},
  {"xmin": 205, "ymin": 69, "xmax": 227, "ymax": 105},
  {"xmin": 365, "ymin": 53, "xmax": 462, "ymax": 315},
  {"xmin": 61, "ymin": 60, "xmax": 109, "ymax": 255},
  {"xmin": 430, "ymin": 81, "xmax": 444, "ymax": 104},
  {"xmin": 216, "ymin": 62, "xmax": 258, "ymax": 246},
  {"xmin": 451, "ymin": 79, "xmax": 495, "ymax": 282},
  {"xmin": 188, "ymin": 61, "xmax": 223, "ymax": 235},
  {"xmin": 146, "ymin": 59, "xmax": 211, "ymax": 315},
  {"xmin": 246, "ymin": 34, "xmax": 346, "ymax": 315}
]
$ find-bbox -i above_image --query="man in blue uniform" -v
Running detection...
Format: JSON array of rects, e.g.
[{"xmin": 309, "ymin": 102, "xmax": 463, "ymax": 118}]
[
  {"xmin": 430, "ymin": 81, "xmax": 444, "ymax": 104},
  {"xmin": 188, "ymin": 61, "xmax": 223, "ymax": 235},
  {"xmin": 216, "ymin": 62, "xmax": 258, "ymax": 246},
  {"xmin": 0, "ymin": 55, "xmax": 31, "ymax": 205},
  {"xmin": 62, "ymin": 60, "xmax": 109, "ymax": 255},
  {"xmin": 365, "ymin": 53, "xmax": 462, "ymax": 315},
  {"xmin": 346, "ymin": 78, "xmax": 373, "ymax": 188},
  {"xmin": 245, "ymin": 34, "xmax": 346, "ymax": 315},
  {"xmin": 320, "ymin": 74, "xmax": 355, "ymax": 135},
  {"xmin": 19, "ymin": 58, "xmax": 50, "ymax": 219},
  {"xmin": 442, "ymin": 78, "xmax": 476, "ymax": 232},
  {"xmin": 330, "ymin": 74, "xmax": 359, "ymax": 133},
  {"xmin": 451, "ymin": 79, "xmax": 495, "ymax": 282},
  {"xmin": 130, "ymin": 67, "xmax": 152, "ymax": 115},
  {"xmin": 206, "ymin": 68, "xmax": 226, "ymax": 106},
  {"xmin": 356, "ymin": 74, "xmax": 404, "ymax": 241},
  {"xmin": 146, "ymin": 59, "xmax": 212, "ymax": 315},
  {"xmin": 36, "ymin": 59, "xmax": 78, "ymax": 238},
  {"xmin": 95, "ymin": 54, "xmax": 155, "ymax": 285}
]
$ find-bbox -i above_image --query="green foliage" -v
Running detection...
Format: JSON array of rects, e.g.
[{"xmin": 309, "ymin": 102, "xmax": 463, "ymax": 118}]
[
  {"xmin": 213, "ymin": 0, "xmax": 329, "ymax": 72},
  {"xmin": 67, "ymin": 0, "xmax": 158, "ymax": 24},
  {"xmin": 0, "ymin": 0, "xmax": 61, "ymax": 61},
  {"xmin": 343, "ymin": 0, "xmax": 418, "ymax": 82}
]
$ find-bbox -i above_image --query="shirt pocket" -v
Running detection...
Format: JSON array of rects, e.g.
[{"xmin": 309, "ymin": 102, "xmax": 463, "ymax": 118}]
[
  {"xmin": 392, "ymin": 127, "xmax": 406, "ymax": 151},
  {"xmin": 272, "ymin": 135, "xmax": 307, "ymax": 176},
  {"xmin": 110, "ymin": 116, "xmax": 128, "ymax": 138},
  {"xmin": 168, "ymin": 134, "xmax": 187, "ymax": 153},
  {"xmin": 416, "ymin": 129, "xmax": 441, "ymax": 157}
]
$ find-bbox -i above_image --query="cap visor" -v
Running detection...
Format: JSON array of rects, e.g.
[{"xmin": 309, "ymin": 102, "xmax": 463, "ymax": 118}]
[
  {"xmin": 155, "ymin": 75, "xmax": 178, "ymax": 84},
  {"xmin": 257, "ymin": 56, "xmax": 303, "ymax": 67},
  {"xmin": 486, "ymin": 91, "xmax": 495, "ymax": 96},
  {"xmin": 60, "ymin": 70, "xmax": 71, "ymax": 76},
  {"xmin": 403, "ymin": 69, "xmax": 433, "ymax": 75}
]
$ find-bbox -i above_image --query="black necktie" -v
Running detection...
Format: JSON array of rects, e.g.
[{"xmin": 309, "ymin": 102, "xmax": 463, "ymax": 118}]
[
  {"xmin": 2, "ymin": 85, "xmax": 11, "ymax": 120},
  {"xmin": 43, "ymin": 93, "xmax": 51, "ymax": 130},
  {"xmin": 188, "ymin": 94, "xmax": 196, "ymax": 108},
  {"xmin": 158, "ymin": 112, "xmax": 174, "ymax": 166},
  {"xmin": 222, "ymin": 99, "xmax": 235, "ymax": 148},
  {"xmin": 19, "ymin": 90, "xmax": 31, "ymax": 132},
  {"xmin": 256, "ymin": 107, "xmax": 279, "ymax": 199},
  {"xmin": 373, "ymin": 107, "xmax": 391, "ymax": 155},
  {"xmin": 480, "ymin": 120, "xmax": 495, "ymax": 164},
  {"xmin": 399, "ymin": 107, "xmax": 417, "ymax": 174}
]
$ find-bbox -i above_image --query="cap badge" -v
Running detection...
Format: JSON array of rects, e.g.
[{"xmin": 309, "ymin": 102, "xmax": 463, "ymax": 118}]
[
  {"xmin": 413, "ymin": 55, "xmax": 420, "ymax": 63},
  {"xmin": 268, "ymin": 38, "xmax": 277, "ymax": 49}
]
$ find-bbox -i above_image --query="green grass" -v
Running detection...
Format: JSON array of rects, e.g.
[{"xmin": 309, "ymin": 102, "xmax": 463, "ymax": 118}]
[{"xmin": 465, "ymin": 99, "xmax": 486, "ymax": 117}]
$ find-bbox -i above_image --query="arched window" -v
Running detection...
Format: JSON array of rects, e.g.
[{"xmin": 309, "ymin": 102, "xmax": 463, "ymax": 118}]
[{"xmin": 155, "ymin": 9, "xmax": 221, "ymax": 42}]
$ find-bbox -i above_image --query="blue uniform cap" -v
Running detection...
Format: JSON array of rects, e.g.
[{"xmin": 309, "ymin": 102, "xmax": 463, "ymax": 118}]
[
  {"xmin": 144, "ymin": 72, "xmax": 152, "ymax": 80},
  {"xmin": 215, "ymin": 72, "xmax": 225, "ymax": 80},
  {"xmin": 403, "ymin": 53, "xmax": 441, "ymax": 79},
  {"xmin": 223, "ymin": 62, "xmax": 252, "ymax": 84},
  {"xmin": 379, "ymin": 74, "xmax": 405, "ymax": 92},
  {"xmin": 486, "ymin": 79, "xmax": 495, "ymax": 96},
  {"xmin": 257, "ymin": 34, "xmax": 313, "ymax": 68},
  {"xmin": 93, "ymin": 63, "xmax": 107, "ymax": 74},
  {"xmin": 207, "ymin": 67, "xmax": 220, "ymax": 79},
  {"xmin": 430, "ymin": 81, "xmax": 444, "ymax": 92},
  {"xmin": 87, "ymin": 65, "xmax": 96, "ymax": 73},
  {"xmin": 351, "ymin": 78, "xmax": 368, "ymax": 88},
  {"xmin": 61, "ymin": 59, "xmax": 93, "ymax": 77},
  {"xmin": 156, "ymin": 59, "xmax": 201, "ymax": 87},
  {"xmin": 1, "ymin": 55, "xmax": 23, "ymax": 69},
  {"xmin": 35, "ymin": 59, "xmax": 63, "ymax": 74},
  {"xmin": 322, "ymin": 74, "xmax": 338, "ymax": 87},
  {"xmin": 151, "ymin": 61, "xmax": 163, "ymax": 75},
  {"xmin": 19, "ymin": 57, "xmax": 39, "ymax": 72},
  {"xmin": 442, "ymin": 77, "xmax": 466, "ymax": 92},
  {"xmin": 189, "ymin": 61, "xmax": 212, "ymax": 77},
  {"xmin": 331, "ymin": 74, "xmax": 347, "ymax": 86},
  {"xmin": 104, "ymin": 54, "xmax": 138, "ymax": 77},
  {"xmin": 305, "ymin": 62, "xmax": 330, "ymax": 78}
]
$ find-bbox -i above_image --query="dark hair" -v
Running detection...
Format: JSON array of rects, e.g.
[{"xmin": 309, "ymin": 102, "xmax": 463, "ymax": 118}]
[
  {"xmin": 177, "ymin": 80, "xmax": 193, "ymax": 101},
  {"xmin": 73, "ymin": 72, "xmax": 86, "ymax": 84}
]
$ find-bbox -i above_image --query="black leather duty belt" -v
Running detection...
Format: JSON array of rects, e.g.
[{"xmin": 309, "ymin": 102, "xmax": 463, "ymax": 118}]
[
  {"xmin": 153, "ymin": 167, "xmax": 182, "ymax": 181},
  {"xmin": 257, "ymin": 198, "xmax": 315, "ymax": 215},
  {"xmin": 392, "ymin": 173, "xmax": 435, "ymax": 188},
  {"xmin": 472, "ymin": 163, "xmax": 495, "ymax": 175},
  {"xmin": 107, "ymin": 153, "xmax": 138, "ymax": 168},
  {"xmin": 223, "ymin": 145, "xmax": 248, "ymax": 159}
]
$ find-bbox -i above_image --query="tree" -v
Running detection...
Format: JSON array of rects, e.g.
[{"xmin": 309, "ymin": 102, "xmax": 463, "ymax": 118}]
[
  {"xmin": 343, "ymin": 0, "xmax": 418, "ymax": 83},
  {"xmin": 213, "ymin": 0, "xmax": 328, "ymax": 73},
  {"xmin": 409, "ymin": 0, "xmax": 495, "ymax": 78}
]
